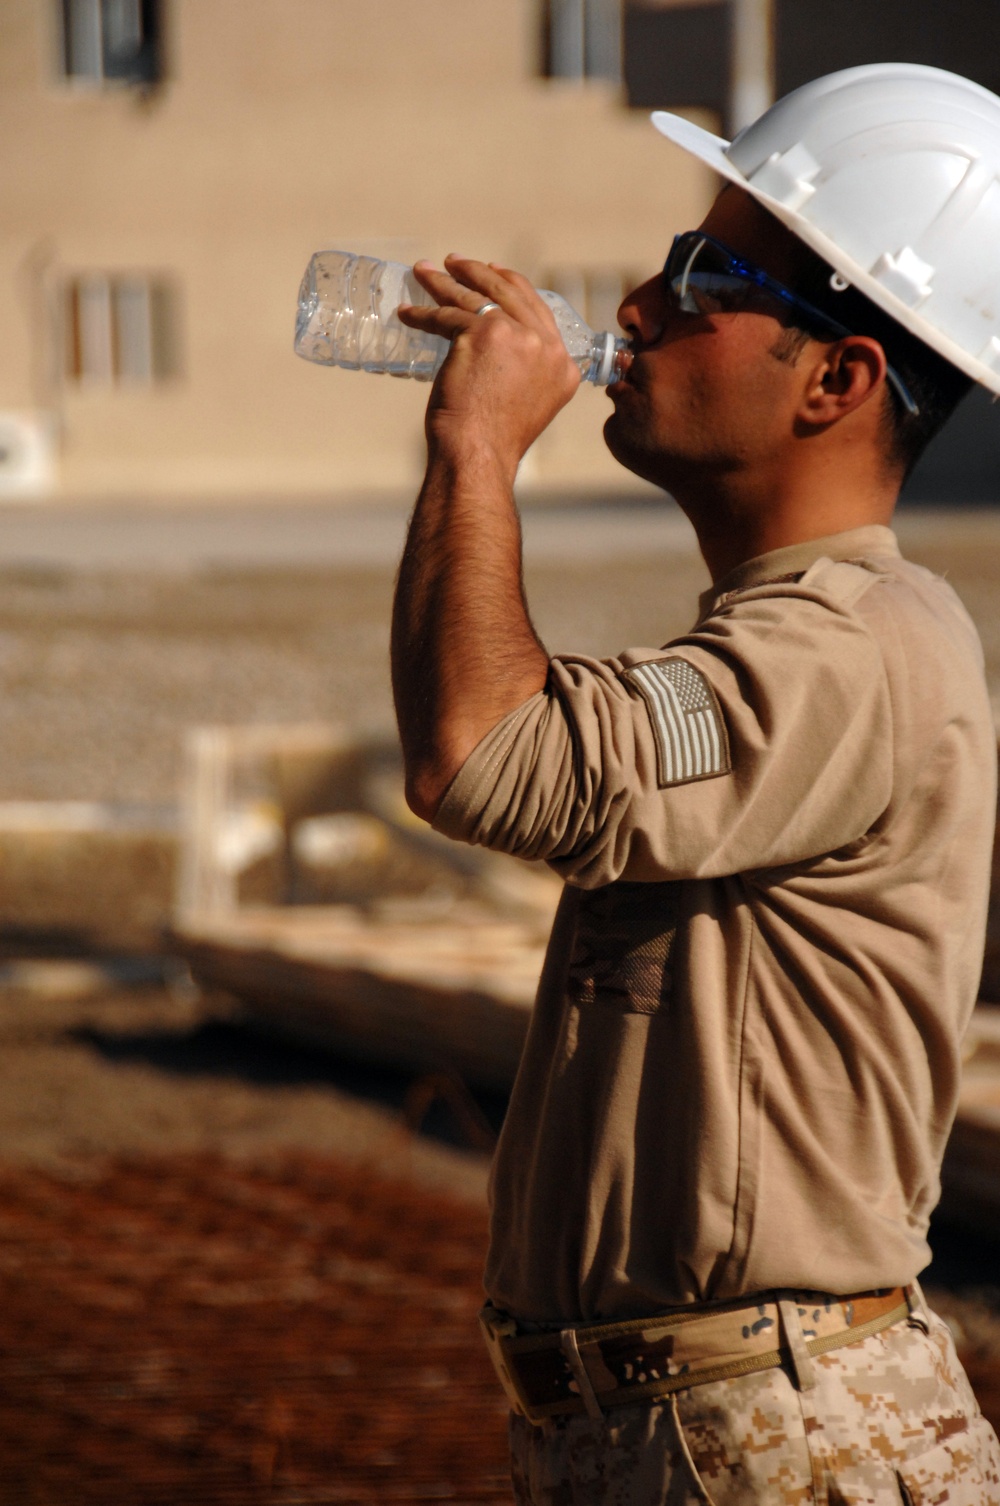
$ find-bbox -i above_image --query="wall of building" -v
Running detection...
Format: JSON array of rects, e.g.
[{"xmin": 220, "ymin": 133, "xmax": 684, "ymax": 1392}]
[{"xmin": 0, "ymin": 0, "xmax": 714, "ymax": 501}]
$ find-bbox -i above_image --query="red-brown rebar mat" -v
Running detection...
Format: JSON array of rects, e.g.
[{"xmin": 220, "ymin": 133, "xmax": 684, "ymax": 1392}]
[
  {"xmin": 0, "ymin": 1154, "xmax": 509, "ymax": 1505},
  {"xmin": 0, "ymin": 1155, "xmax": 997, "ymax": 1505}
]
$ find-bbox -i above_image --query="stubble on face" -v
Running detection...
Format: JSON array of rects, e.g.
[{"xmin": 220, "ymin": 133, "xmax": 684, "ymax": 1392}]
[
  {"xmin": 602, "ymin": 189, "xmax": 817, "ymax": 497},
  {"xmin": 603, "ymin": 352, "xmax": 728, "ymax": 491},
  {"xmin": 603, "ymin": 312, "xmax": 798, "ymax": 497}
]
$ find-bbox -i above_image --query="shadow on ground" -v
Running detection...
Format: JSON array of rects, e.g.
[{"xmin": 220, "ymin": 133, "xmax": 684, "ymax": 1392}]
[{"xmin": 70, "ymin": 1009, "xmax": 509, "ymax": 1154}]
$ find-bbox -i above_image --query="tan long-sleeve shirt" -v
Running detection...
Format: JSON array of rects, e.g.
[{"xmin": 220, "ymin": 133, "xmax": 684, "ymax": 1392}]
[{"xmin": 434, "ymin": 525, "xmax": 996, "ymax": 1323}]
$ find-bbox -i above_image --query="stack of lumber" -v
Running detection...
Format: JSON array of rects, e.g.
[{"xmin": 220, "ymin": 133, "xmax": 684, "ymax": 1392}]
[{"xmin": 171, "ymin": 724, "xmax": 559, "ymax": 1089}]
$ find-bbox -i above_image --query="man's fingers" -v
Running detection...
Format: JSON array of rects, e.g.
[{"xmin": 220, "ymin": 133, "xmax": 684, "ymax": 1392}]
[
  {"xmin": 411, "ymin": 257, "xmax": 524, "ymax": 315},
  {"xmin": 401, "ymin": 254, "xmax": 557, "ymax": 346},
  {"xmin": 410, "ymin": 255, "xmax": 550, "ymax": 330},
  {"xmin": 397, "ymin": 301, "xmax": 495, "ymax": 340},
  {"xmin": 401, "ymin": 254, "xmax": 577, "ymax": 408},
  {"xmin": 411, "ymin": 260, "xmax": 498, "ymax": 314},
  {"xmin": 444, "ymin": 255, "xmax": 546, "ymax": 322},
  {"xmin": 487, "ymin": 262, "xmax": 540, "ymax": 299}
]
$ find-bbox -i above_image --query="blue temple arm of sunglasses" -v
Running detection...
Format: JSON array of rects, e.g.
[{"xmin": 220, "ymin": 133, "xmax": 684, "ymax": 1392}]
[{"xmin": 666, "ymin": 236, "xmax": 920, "ymax": 419}]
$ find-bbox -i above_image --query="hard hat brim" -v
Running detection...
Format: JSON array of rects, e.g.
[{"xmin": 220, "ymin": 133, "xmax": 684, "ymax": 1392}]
[
  {"xmin": 650, "ymin": 108, "xmax": 1000, "ymax": 394},
  {"xmin": 650, "ymin": 108, "xmax": 870, "ymax": 286}
]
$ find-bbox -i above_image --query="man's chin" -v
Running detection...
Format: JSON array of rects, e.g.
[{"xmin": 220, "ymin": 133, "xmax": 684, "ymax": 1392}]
[{"xmin": 602, "ymin": 411, "xmax": 673, "ymax": 491}]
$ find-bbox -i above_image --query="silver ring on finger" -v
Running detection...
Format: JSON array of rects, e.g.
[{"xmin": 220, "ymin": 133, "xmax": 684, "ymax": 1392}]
[{"xmin": 475, "ymin": 301, "xmax": 501, "ymax": 316}]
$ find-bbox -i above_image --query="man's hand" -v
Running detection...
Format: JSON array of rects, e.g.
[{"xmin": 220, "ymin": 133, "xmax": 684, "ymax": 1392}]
[
  {"xmin": 391, "ymin": 255, "xmax": 570, "ymax": 821},
  {"xmin": 400, "ymin": 254, "xmax": 581, "ymax": 476}
]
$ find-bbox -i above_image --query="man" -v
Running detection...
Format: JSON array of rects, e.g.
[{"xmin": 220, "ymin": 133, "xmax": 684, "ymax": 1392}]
[{"xmin": 391, "ymin": 64, "xmax": 1000, "ymax": 1503}]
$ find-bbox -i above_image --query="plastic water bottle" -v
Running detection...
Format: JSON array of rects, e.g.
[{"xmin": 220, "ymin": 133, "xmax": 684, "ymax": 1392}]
[{"xmin": 294, "ymin": 250, "xmax": 628, "ymax": 386}]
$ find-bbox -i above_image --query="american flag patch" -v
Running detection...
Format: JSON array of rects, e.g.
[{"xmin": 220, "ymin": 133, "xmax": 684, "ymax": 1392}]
[{"xmin": 622, "ymin": 658, "xmax": 730, "ymax": 787}]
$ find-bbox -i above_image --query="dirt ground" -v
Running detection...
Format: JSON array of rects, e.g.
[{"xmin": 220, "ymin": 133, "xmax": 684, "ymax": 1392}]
[{"xmin": 0, "ymin": 504, "xmax": 999, "ymax": 1497}]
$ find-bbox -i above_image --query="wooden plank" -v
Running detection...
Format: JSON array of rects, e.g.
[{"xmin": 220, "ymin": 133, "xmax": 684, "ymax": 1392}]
[{"xmin": 175, "ymin": 905, "xmax": 549, "ymax": 1091}]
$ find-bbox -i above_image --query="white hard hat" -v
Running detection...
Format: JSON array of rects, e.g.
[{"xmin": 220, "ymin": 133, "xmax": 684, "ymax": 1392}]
[{"xmin": 652, "ymin": 64, "xmax": 1000, "ymax": 394}]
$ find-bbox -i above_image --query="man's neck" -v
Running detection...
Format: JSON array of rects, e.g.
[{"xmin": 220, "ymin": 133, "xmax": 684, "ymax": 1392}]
[{"xmin": 677, "ymin": 465, "xmax": 900, "ymax": 583}]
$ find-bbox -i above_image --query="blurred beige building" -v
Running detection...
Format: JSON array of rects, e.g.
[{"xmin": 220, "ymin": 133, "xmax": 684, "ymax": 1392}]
[{"xmin": 0, "ymin": 0, "xmax": 714, "ymax": 502}]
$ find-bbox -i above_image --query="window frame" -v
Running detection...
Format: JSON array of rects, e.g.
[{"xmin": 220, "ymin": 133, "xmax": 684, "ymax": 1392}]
[
  {"xmin": 62, "ymin": 270, "xmax": 179, "ymax": 388},
  {"xmin": 58, "ymin": 0, "xmax": 163, "ymax": 90},
  {"xmin": 542, "ymin": 0, "xmax": 623, "ymax": 83}
]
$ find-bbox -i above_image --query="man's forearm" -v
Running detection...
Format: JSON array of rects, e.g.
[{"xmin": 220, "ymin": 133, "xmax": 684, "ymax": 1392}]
[
  {"xmin": 391, "ymin": 437, "xmax": 549, "ymax": 820},
  {"xmin": 389, "ymin": 252, "xmax": 581, "ymax": 819}
]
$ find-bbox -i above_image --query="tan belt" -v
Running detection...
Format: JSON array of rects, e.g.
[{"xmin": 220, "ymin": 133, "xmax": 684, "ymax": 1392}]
[{"xmin": 479, "ymin": 1286, "xmax": 915, "ymax": 1425}]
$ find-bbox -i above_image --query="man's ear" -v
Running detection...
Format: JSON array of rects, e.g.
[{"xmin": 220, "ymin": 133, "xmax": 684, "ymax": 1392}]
[{"xmin": 799, "ymin": 336, "xmax": 888, "ymax": 429}]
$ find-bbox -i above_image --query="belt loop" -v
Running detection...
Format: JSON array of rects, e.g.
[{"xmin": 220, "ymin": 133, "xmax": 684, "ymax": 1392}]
[
  {"xmin": 777, "ymin": 1299, "xmax": 817, "ymax": 1392},
  {"xmin": 905, "ymin": 1280, "xmax": 928, "ymax": 1318},
  {"xmin": 905, "ymin": 1280, "xmax": 931, "ymax": 1334},
  {"xmin": 560, "ymin": 1328, "xmax": 605, "ymax": 1422}
]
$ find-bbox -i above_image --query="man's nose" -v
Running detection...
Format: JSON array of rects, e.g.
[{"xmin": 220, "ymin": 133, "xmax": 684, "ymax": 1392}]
[{"xmin": 617, "ymin": 274, "xmax": 669, "ymax": 349}]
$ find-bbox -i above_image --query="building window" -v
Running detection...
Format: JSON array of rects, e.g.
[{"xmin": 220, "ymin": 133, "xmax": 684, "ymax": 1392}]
[
  {"xmin": 623, "ymin": 2, "xmax": 729, "ymax": 115},
  {"xmin": 61, "ymin": 0, "xmax": 162, "ymax": 87},
  {"xmin": 64, "ymin": 274, "xmax": 178, "ymax": 385},
  {"xmin": 542, "ymin": 267, "xmax": 640, "ymax": 333},
  {"xmin": 542, "ymin": 0, "xmax": 622, "ymax": 81}
]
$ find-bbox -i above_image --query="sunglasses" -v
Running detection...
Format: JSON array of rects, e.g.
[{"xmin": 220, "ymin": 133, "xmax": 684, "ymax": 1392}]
[{"xmin": 664, "ymin": 232, "xmax": 919, "ymax": 418}]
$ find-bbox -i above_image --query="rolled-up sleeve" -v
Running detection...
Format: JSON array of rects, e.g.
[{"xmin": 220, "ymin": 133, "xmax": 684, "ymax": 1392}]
[{"xmin": 432, "ymin": 581, "xmax": 894, "ymax": 887}]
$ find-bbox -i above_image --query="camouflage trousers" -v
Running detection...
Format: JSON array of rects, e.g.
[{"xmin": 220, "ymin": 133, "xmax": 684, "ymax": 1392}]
[{"xmin": 509, "ymin": 1306, "xmax": 1000, "ymax": 1504}]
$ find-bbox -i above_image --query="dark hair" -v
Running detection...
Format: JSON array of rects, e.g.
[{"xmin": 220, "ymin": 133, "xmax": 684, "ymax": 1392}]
[{"xmin": 786, "ymin": 243, "xmax": 973, "ymax": 479}]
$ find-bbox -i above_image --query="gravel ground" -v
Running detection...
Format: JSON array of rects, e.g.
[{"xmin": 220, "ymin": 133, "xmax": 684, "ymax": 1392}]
[
  {"xmin": 0, "ymin": 554, "xmax": 714, "ymax": 808},
  {"xmin": 0, "ymin": 506, "xmax": 998, "ymax": 806}
]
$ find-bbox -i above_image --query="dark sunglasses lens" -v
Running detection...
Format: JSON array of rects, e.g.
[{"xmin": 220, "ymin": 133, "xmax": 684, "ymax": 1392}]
[
  {"xmin": 689, "ymin": 272, "xmax": 756, "ymax": 315},
  {"xmin": 668, "ymin": 240, "xmax": 755, "ymax": 316}
]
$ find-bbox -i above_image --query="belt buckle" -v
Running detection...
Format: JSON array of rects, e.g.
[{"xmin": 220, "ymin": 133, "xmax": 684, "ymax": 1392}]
[{"xmin": 478, "ymin": 1305, "xmax": 535, "ymax": 1420}]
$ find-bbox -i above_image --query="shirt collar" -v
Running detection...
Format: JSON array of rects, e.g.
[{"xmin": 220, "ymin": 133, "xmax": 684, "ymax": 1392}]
[{"xmin": 697, "ymin": 524, "xmax": 900, "ymax": 620}]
